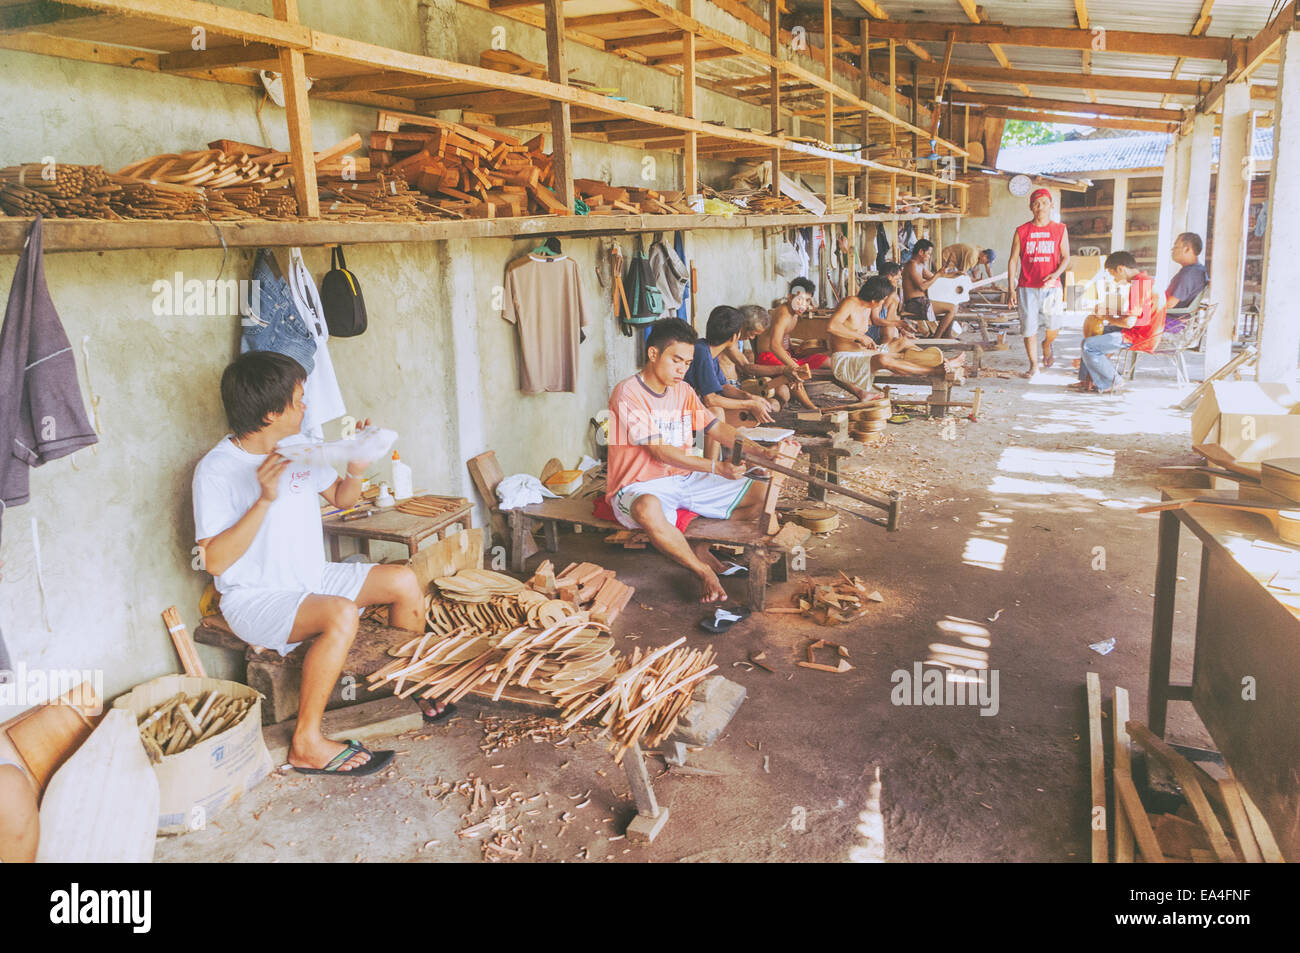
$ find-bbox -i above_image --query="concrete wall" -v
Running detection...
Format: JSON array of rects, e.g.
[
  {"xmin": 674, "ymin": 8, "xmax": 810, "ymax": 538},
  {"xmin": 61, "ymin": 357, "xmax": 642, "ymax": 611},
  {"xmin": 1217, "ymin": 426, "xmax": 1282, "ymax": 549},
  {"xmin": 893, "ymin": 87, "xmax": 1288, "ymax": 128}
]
[
  {"xmin": 0, "ymin": 1, "xmax": 792, "ymax": 717},
  {"xmin": 955, "ymin": 182, "xmax": 1064, "ymax": 268}
]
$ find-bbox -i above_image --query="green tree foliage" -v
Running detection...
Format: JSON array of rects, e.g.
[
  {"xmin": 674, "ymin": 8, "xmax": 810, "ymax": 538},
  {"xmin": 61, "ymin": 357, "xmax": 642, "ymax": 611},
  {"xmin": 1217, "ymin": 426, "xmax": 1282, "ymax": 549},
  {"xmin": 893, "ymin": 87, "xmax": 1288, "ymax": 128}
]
[{"xmin": 1001, "ymin": 120, "xmax": 1067, "ymax": 147}]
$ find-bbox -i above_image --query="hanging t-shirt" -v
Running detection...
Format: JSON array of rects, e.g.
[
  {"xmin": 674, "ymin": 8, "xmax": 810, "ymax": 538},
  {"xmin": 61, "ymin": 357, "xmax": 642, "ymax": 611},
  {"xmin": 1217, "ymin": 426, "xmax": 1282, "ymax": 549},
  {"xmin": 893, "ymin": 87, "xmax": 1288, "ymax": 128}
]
[
  {"xmin": 192, "ymin": 436, "xmax": 337, "ymax": 594},
  {"xmin": 1015, "ymin": 220, "xmax": 1067, "ymax": 288},
  {"xmin": 683, "ymin": 339, "xmax": 725, "ymax": 399},
  {"xmin": 287, "ymin": 248, "xmax": 346, "ymax": 436},
  {"xmin": 502, "ymin": 254, "xmax": 588, "ymax": 393},
  {"xmin": 606, "ymin": 374, "xmax": 718, "ymax": 497}
]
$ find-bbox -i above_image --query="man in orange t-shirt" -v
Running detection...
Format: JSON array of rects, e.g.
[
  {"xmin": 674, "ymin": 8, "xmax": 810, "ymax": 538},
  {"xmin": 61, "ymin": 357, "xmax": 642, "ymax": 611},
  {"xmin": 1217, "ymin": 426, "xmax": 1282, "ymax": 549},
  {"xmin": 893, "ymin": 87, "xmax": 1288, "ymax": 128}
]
[
  {"xmin": 608, "ymin": 318, "xmax": 794, "ymax": 603},
  {"xmin": 1075, "ymin": 250, "xmax": 1165, "ymax": 394}
]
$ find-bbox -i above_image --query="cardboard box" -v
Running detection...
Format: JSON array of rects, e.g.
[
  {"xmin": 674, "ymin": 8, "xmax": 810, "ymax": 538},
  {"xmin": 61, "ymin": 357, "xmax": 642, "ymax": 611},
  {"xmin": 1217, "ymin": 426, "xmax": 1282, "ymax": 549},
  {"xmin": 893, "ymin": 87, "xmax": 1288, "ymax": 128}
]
[
  {"xmin": 1191, "ymin": 382, "xmax": 1300, "ymax": 462},
  {"xmin": 113, "ymin": 675, "xmax": 272, "ymax": 835}
]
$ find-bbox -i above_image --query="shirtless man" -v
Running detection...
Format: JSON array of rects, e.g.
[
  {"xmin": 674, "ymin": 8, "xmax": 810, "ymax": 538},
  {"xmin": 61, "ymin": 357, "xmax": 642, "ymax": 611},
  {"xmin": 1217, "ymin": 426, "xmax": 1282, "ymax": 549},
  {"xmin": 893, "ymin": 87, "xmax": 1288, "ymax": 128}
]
[
  {"xmin": 902, "ymin": 240, "xmax": 960, "ymax": 338},
  {"xmin": 871, "ymin": 262, "xmax": 915, "ymax": 345},
  {"xmin": 724, "ymin": 305, "xmax": 799, "ymax": 408},
  {"xmin": 825, "ymin": 276, "xmax": 965, "ymax": 400},
  {"xmin": 754, "ymin": 277, "xmax": 822, "ymax": 409}
]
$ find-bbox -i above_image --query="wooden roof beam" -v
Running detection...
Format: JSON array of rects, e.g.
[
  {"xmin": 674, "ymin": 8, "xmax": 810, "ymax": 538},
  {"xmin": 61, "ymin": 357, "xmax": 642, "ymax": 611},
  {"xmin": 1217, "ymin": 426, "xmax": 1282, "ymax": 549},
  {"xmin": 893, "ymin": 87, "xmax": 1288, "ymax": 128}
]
[
  {"xmin": 994, "ymin": 107, "xmax": 1177, "ymax": 134},
  {"xmin": 821, "ymin": 19, "xmax": 1237, "ymax": 60},
  {"xmin": 1200, "ymin": 1, "xmax": 1296, "ymax": 113},
  {"xmin": 906, "ymin": 59, "xmax": 1205, "ymax": 96},
  {"xmin": 946, "ymin": 91, "xmax": 1187, "ymax": 122}
]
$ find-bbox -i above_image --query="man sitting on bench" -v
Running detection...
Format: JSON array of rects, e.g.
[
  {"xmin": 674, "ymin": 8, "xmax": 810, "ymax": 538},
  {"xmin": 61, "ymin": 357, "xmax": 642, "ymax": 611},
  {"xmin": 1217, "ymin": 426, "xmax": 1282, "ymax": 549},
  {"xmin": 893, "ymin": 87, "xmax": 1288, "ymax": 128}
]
[
  {"xmin": 871, "ymin": 262, "xmax": 916, "ymax": 345},
  {"xmin": 903, "ymin": 240, "xmax": 960, "ymax": 339},
  {"xmin": 826, "ymin": 276, "xmax": 966, "ymax": 400},
  {"xmin": 608, "ymin": 319, "xmax": 792, "ymax": 604},
  {"xmin": 753, "ymin": 277, "xmax": 822, "ymax": 409},
  {"xmin": 192, "ymin": 352, "xmax": 427, "ymax": 776}
]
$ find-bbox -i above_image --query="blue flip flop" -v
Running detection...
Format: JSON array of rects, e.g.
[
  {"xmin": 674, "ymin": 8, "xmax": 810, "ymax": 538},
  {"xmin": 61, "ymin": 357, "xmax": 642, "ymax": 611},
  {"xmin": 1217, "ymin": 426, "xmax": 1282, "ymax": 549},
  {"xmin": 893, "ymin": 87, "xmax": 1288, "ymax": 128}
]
[
  {"xmin": 292, "ymin": 739, "xmax": 394, "ymax": 776},
  {"xmin": 699, "ymin": 606, "xmax": 751, "ymax": 635}
]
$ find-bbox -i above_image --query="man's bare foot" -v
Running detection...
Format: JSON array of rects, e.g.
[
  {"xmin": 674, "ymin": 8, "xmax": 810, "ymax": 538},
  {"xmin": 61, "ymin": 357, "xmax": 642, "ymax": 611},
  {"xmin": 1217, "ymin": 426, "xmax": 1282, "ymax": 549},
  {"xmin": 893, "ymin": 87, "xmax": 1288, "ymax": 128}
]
[
  {"xmin": 698, "ymin": 569, "xmax": 728, "ymax": 604},
  {"xmin": 1018, "ymin": 365, "xmax": 1039, "ymax": 379},
  {"xmin": 1042, "ymin": 342, "xmax": 1054, "ymax": 367},
  {"xmin": 289, "ymin": 736, "xmax": 370, "ymax": 772},
  {"xmin": 692, "ymin": 541, "xmax": 727, "ymax": 575}
]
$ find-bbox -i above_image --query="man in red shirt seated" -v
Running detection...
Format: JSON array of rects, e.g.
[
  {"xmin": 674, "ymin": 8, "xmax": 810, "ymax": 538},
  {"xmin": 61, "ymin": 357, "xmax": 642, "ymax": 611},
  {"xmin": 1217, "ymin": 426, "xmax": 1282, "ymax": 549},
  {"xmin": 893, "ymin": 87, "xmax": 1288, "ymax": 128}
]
[
  {"xmin": 1074, "ymin": 251, "xmax": 1165, "ymax": 395},
  {"xmin": 607, "ymin": 318, "xmax": 793, "ymax": 604}
]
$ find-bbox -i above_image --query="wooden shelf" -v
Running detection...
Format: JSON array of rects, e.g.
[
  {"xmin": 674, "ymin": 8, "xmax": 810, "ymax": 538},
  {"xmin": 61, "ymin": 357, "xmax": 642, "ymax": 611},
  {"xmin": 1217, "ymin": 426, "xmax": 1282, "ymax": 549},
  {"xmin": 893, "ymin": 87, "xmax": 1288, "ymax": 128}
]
[
  {"xmin": 0, "ymin": 0, "xmax": 968, "ymax": 194},
  {"xmin": 1062, "ymin": 198, "xmax": 1161, "ymax": 213},
  {"xmin": 1072, "ymin": 230, "xmax": 1159, "ymax": 239}
]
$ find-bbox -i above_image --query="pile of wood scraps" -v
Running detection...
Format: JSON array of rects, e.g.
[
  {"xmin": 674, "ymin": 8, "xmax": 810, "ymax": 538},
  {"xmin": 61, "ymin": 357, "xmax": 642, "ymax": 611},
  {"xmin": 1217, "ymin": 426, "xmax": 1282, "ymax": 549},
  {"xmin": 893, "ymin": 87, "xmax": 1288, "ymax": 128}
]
[
  {"xmin": 134, "ymin": 689, "xmax": 254, "ymax": 762},
  {"xmin": 766, "ymin": 572, "xmax": 884, "ymax": 625},
  {"xmin": 1088, "ymin": 676, "xmax": 1284, "ymax": 863},
  {"xmin": 0, "ymin": 163, "xmax": 118, "ymax": 218},
  {"xmin": 367, "ymin": 619, "xmax": 619, "ymax": 706},
  {"xmin": 797, "ymin": 639, "xmax": 854, "ymax": 674},
  {"xmin": 560, "ymin": 638, "xmax": 717, "ymax": 763},
  {"xmin": 573, "ymin": 178, "xmax": 695, "ymax": 215},
  {"xmin": 372, "ymin": 113, "xmax": 567, "ymax": 218}
]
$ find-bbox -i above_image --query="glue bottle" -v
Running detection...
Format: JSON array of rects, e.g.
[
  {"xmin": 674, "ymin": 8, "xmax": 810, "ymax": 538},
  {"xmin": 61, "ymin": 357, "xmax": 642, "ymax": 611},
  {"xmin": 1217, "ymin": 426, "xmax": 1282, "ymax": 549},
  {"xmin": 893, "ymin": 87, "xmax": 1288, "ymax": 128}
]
[{"xmin": 391, "ymin": 451, "xmax": 413, "ymax": 501}]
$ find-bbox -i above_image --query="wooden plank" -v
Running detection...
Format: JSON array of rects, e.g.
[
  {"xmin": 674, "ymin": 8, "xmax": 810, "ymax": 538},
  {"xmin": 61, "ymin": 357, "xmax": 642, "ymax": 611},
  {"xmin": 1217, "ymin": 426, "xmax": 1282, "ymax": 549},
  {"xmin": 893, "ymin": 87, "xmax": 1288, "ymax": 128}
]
[
  {"xmin": 1217, "ymin": 776, "xmax": 1264, "ymax": 863},
  {"xmin": 543, "ymin": 0, "xmax": 573, "ymax": 214},
  {"xmin": 907, "ymin": 61, "xmax": 1202, "ymax": 96},
  {"xmin": 946, "ymin": 91, "xmax": 1185, "ymax": 123},
  {"xmin": 272, "ymin": 0, "xmax": 319, "ymax": 218},
  {"xmin": 682, "ymin": 0, "xmax": 696, "ymax": 195},
  {"xmin": 3, "ymin": 682, "xmax": 99, "ymax": 794},
  {"xmin": 863, "ymin": 19, "xmax": 1234, "ymax": 60},
  {"xmin": 161, "ymin": 605, "xmax": 206, "ymax": 677},
  {"xmin": 1127, "ymin": 720, "xmax": 1237, "ymax": 863},
  {"xmin": 407, "ymin": 528, "xmax": 485, "ymax": 591},
  {"xmin": 1112, "ymin": 685, "xmax": 1135, "ymax": 863},
  {"xmin": 1086, "ymin": 672, "xmax": 1108, "ymax": 863},
  {"xmin": 1234, "ymin": 774, "xmax": 1287, "ymax": 863}
]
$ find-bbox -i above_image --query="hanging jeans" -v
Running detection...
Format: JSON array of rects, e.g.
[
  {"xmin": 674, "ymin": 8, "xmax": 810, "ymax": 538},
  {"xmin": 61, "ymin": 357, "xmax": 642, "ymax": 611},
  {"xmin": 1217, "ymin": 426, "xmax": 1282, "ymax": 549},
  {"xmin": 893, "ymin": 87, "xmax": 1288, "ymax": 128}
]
[{"xmin": 241, "ymin": 248, "xmax": 316, "ymax": 375}]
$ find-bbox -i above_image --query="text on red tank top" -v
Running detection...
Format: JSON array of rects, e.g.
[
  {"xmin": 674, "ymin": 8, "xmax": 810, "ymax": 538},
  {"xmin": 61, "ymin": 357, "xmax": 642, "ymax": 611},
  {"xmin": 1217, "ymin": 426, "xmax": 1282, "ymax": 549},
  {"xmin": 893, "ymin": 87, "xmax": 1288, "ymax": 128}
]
[{"xmin": 1017, "ymin": 221, "xmax": 1065, "ymax": 288}]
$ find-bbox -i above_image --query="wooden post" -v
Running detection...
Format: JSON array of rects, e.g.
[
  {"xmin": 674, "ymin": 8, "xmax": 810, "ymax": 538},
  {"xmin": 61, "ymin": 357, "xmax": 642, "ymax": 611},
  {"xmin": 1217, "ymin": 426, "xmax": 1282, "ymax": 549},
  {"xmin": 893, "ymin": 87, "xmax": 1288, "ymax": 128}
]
[
  {"xmin": 1259, "ymin": 32, "xmax": 1300, "ymax": 382},
  {"xmin": 682, "ymin": 0, "xmax": 697, "ymax": 195},
  {"xmin": 272, "ymin": 0, "xmax": 318, "ymax": 218},
  {"xmin": 1207, "ymin": 82, "xmax": 1254, "ymax": 375},
  {"xmin": 769, "ymin": 0, "xmax": 782, "ymax": 197},
  {"xmin": 822, "ymin": 0, "xmax": 834, "ymax": 205},
  {"xmin": 888, "ymin": 39, "xmax": 896, "ymax": 149},
  {"xmin": 860, "ymin": 16, "xmax": 870, "ymax": 216},
  {"xmin": 847, "ymin": 175, "xmax": 856, "ymax": 286},
  {"xmin": 1109, "ymin": 174, "xmax": 1128, "ymax": 255},
  {"xmin": 1185, "ymin": 111, "xmax": 1215, "ymax": 243},
  {"xmin": 1155, "ymin": 140, "xmax": 1179, "ymax": 291},
  {"xmin": 544, "ymin": 0, "xmax": 574, "ymax": 213}
]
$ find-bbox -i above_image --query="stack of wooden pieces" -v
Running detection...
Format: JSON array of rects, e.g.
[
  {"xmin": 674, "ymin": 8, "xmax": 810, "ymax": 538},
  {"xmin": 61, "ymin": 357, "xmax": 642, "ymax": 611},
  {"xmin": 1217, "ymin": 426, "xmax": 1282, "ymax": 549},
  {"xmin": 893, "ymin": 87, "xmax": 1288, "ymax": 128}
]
[
  {"xmin": 0, "ymin": 163, "xmax": 119, "ymax": 218},
  {"xmin": 848, "ymin": 401, "xmax": 892, "ymax": 440},
  {"xmin": 433, "ymin": 568, "xmax": 526, "ymax": 602},
  {"xmin": 559, "ymin": 638, "xmax": 717, "ymax": 763},
  {"xmin": 134, "ymin": 689, "xmax": 254, "ymax": 762},
  {"xmin": 372, "ymin": 112, "xmax": 567, "ymax": 219},
  {"xmin": 396, "ymin": 494, "xmax": 469, "ymax": 517}
]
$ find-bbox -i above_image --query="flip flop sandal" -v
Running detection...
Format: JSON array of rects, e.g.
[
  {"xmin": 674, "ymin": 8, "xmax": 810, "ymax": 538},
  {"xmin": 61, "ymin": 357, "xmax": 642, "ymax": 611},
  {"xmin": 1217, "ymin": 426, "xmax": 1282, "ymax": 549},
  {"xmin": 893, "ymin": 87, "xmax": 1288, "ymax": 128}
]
[
  {"xmin": 887, "ymin": 413, "xmax": 911, "ymax": 425},
  {"xmin": 292, "ymin": 739, "xmax": 394, "ymax": 777},
  {"xmin": 415, "ymin": 699, "xmax": 458, "ymax": 725},
  {"xmin": 698, "ymin": 606, "xmax": 751, "ymax": 635},
  {"xmin": 718, "ymin": 561, "xmax": 749, "ymax": 577}
]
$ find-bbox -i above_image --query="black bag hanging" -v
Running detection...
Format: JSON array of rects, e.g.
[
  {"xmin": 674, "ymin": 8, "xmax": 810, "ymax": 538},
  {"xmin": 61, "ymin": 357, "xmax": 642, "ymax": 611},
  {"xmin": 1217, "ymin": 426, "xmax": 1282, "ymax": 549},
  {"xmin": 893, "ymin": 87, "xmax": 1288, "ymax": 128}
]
[
  {"xmin": 321, "ymin": 245, "xmax": 367, "ymax": 337},
  {"xmin": 617, "ymin": 235, "xmax": 665, "ymax": 332}
]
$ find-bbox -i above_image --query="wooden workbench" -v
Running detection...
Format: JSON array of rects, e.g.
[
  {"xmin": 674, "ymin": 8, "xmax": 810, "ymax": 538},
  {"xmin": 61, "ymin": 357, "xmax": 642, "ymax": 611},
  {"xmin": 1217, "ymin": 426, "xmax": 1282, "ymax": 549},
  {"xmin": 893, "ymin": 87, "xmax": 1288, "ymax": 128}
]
[
  {"xmin": 1148, "ymin": 485, "xmax": 1300, "ymax": 860},
  {"xmin": 324, "ymin": 497, "xmax": 472, "ymax": 560}
]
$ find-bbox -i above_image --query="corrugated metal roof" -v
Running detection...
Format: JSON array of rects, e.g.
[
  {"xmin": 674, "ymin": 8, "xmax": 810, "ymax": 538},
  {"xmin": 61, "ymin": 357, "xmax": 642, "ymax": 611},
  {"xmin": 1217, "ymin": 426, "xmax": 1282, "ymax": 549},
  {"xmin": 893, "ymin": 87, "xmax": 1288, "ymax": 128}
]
[
  {"xmin": 997, "ymin": 126, "xmax": 1275, "ymax": 175},
  {"xmin": 866, "ymin": 0, "xmax": 1275, "ymax": 38}
]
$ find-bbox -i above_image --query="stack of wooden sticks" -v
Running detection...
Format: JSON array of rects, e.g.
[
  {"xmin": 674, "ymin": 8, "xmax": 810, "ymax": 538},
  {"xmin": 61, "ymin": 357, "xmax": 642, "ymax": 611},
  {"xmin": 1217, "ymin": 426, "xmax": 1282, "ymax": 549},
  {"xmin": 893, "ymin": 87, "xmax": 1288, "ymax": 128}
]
[{"xmin": 134, "ymin": 690, "xmax": 254, "ymax": 762}]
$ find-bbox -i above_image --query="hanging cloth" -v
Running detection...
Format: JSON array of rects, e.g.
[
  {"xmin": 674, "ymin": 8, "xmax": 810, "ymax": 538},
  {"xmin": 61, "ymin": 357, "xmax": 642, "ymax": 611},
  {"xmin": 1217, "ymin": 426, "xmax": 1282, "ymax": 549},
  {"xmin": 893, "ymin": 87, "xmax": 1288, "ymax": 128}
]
[{"xmin": 287, "ymin": 248, "xmax": 347, "ymax": 437}]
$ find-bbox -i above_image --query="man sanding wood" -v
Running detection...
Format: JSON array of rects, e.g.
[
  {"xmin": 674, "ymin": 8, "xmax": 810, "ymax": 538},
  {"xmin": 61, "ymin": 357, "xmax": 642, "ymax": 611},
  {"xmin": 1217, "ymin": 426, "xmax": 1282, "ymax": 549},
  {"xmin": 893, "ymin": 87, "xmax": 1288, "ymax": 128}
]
[
  {"xmin": 826, "ymin": 276, "xmax": 966, "ymax": 399},
  {"xmin": 192, "ymin": 352, "xmax": 429, "ymax": 776},
  {"xmin": 607, "ymin": 319, "xmax": 793, "ymax": 604}
]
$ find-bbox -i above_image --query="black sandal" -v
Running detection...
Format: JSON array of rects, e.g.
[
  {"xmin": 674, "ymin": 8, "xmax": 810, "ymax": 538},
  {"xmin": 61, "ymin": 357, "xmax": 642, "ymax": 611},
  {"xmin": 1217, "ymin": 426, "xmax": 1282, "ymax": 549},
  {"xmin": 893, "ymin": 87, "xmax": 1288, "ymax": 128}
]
[{"xmin": 415, "ymin": 698, "xmax": 458, "ymax": 724}]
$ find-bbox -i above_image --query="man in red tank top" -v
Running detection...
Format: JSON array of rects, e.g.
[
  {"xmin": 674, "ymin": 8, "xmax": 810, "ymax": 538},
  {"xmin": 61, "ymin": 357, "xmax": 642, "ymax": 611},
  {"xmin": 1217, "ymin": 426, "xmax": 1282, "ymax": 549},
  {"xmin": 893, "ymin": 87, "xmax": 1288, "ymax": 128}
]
[{"xmin": 1009, "ymin": 189, "xmax": 1070, "ymax": 378}]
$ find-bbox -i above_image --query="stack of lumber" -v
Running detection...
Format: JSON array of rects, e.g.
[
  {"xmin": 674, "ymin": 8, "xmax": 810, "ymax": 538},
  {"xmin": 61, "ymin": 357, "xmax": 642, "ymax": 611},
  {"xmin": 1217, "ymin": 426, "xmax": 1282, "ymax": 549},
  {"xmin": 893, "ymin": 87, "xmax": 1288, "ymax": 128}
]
[
  {"xmin": 573, "ymin": 179, "xmax": 695, "ymax": 215},
  {"xmin": 715, "ymin": 186, "xmax": 803, "ymax": 215},
  {"xmin": 1088, "ymin": 677, "xmax": 1285, "ymax": 863},
  {"xmin": 367, "ymin": 619, "xmax": 620, "ymax": 706},
  {"xmin": 559, "ymin": 637, "xmax": 717, "ymax": 763},
  {"xmin": 371, "ymin": 116, "xmax": 568, "ymax": 218},
  {"xmin": 0, "ymin": 163, "xmax": 118, "ymax": 218},
  {"xmin": 396, "ymin": 494, "xmax": 468, "ymax": 517},
  {"xmin": 550, "ymin": 561, "xmax": 634, "ymax": 623},
  {"xmin": 134, "ymin": 689, "xmax": 254, "ymax": 762},
  {"xmin": 768, "ymin": 571, "xmax": 884, "ymax": 625}
]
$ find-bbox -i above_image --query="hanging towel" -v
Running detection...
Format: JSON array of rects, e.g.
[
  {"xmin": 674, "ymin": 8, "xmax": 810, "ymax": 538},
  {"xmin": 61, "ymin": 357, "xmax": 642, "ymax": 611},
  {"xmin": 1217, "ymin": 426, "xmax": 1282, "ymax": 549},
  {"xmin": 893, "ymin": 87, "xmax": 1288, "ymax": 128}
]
[
  {"xmin": 0, "ymin": 216, "xmax": 99, "ymax": 670},
  {"xmin": 0, "ymin": 215, "xmax": 99, "ymax": 541},
  {"xmin": 287, "ymin": 248, "xmax": 347, "ymax": 437}
]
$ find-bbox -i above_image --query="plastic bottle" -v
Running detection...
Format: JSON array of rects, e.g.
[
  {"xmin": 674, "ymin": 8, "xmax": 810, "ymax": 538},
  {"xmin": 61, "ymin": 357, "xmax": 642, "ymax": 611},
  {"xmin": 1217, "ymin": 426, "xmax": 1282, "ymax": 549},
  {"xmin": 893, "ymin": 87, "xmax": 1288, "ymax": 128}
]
[{"xmin": 391, "ymin": 451, "xmax": 413, "ymax": 501}]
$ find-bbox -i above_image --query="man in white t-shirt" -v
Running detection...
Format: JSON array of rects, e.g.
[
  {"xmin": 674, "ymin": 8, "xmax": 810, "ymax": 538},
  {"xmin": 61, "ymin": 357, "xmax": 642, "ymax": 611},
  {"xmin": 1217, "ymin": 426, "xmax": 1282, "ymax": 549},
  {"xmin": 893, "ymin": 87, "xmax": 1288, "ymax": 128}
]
[{"xmin": 193, "ymin": 352, "xmax": 424, "ymax": 776}]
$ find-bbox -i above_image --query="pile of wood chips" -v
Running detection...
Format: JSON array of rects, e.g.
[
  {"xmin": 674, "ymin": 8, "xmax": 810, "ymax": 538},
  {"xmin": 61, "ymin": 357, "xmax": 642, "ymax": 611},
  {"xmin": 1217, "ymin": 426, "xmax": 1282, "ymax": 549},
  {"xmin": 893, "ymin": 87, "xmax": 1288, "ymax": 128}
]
[
  {"xmin": 134, "ymin": 689, "xmax": 254, "ymax": 761},
  {"xmin": 768, "ymin": 571, "xmax": 884, "ymax": 625},
  {"xmin": 560, "ymin": 637, "xmax": 717, "ymax": 763}
]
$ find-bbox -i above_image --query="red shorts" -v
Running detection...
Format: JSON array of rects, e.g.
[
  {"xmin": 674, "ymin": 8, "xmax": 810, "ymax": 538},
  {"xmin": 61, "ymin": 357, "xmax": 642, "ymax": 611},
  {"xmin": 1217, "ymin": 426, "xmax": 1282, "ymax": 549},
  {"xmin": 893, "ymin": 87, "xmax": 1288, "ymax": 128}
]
[{"xmin": 756, "ymin": 352, "xmax": 829, "ymax": 369}]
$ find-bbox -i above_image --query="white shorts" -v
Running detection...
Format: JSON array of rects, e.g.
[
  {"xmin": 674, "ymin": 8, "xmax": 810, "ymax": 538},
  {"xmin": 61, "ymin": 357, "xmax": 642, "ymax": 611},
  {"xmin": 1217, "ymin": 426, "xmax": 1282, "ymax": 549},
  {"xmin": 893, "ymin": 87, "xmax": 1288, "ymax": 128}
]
[
  {"xmin": 830, "ymin": 350, "xmax": 876, "ymax": 392},
  {"xmin": 611, "ymin": 472, "xmax": 754, "ymax": 530},
  {"xmin": 218, "ymin": 561, "xmax": 376, "ymax": 657},
  {"xmin": 1018, "ymin": 286, "xmax": 1064, "ymax": 336}
]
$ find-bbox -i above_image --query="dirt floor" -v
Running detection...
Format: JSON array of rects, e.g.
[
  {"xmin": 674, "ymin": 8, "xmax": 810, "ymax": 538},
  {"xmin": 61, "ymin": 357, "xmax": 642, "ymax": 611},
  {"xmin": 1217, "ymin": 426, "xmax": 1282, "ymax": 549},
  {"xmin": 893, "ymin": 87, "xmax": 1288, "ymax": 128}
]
[{"xmin": 157, "ymin": 326, "xmax": 1217, "ymax": 864}]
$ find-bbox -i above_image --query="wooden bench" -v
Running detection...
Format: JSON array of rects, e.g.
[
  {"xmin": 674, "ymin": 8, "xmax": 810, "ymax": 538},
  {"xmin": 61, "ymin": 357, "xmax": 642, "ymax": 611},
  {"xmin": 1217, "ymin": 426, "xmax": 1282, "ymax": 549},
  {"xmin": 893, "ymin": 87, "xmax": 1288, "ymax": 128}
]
[{"xmin": 507, "ymin": 497, "xmax": 810, "ymax": 610}]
